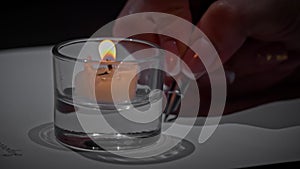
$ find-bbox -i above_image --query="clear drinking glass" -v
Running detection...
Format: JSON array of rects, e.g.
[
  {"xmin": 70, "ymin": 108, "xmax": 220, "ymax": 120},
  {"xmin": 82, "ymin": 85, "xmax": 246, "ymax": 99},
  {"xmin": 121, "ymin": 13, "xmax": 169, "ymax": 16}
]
[{"xmin": 52, "ymin": 38, "xmax": 164, "ymax": 151}]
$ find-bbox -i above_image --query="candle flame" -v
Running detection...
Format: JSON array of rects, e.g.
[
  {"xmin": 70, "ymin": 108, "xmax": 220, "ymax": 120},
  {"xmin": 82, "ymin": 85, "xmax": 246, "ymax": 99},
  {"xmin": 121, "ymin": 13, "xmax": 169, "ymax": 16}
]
[{"xmin": 98, "ymin": 40, "xmax": 116, "ymax": 61}]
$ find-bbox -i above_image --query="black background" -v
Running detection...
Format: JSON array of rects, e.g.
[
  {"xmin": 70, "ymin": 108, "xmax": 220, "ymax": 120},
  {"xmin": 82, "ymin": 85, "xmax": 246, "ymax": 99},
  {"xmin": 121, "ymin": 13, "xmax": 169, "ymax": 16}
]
[
  {"xmin": 0, "ymin": 0, "xmax": 127, "ymax": 49},
  {"xmin": 0, "ymin": 0, "xmax": 209, "ymax": 50}
]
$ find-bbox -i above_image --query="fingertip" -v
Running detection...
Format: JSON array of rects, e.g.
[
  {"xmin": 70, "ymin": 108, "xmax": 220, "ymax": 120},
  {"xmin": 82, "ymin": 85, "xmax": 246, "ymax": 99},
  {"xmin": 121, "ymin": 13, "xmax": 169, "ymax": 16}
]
[{"xmin": 181, "ymin": 48, "xmax": 206, "ymax": 79}]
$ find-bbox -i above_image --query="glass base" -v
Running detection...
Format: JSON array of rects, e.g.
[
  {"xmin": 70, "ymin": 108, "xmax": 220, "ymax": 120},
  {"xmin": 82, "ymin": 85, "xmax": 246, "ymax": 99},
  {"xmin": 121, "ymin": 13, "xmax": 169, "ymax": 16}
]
[{"xmin": 55, "ymin": 126, "xmax": 161, "ymax": 151}]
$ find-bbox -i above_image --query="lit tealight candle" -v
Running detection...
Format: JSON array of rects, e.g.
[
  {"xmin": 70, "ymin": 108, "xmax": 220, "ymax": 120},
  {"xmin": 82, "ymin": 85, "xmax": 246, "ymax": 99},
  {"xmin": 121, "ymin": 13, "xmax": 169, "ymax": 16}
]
[{"xmin": 74, "ymin": 40, "xmax": 138, "ymax": 103}]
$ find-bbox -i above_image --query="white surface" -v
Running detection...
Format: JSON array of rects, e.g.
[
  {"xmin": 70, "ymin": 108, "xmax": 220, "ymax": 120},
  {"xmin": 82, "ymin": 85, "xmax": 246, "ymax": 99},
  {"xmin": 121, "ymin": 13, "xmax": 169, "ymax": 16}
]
[{"xmin": 0, "ymin": 46, "xmax": 300, "ymax": 168}]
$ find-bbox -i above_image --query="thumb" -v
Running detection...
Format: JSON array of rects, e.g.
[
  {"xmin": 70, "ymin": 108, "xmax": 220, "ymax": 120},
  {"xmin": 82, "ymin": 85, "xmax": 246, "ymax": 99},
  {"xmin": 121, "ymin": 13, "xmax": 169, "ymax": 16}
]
[
  {"xmin": 198, "ymin": 0, "xmax": 246, "ymax": 62},
  {"xmin": 178, "ymin": 0, "xmax": 247, "ymax": 78}
]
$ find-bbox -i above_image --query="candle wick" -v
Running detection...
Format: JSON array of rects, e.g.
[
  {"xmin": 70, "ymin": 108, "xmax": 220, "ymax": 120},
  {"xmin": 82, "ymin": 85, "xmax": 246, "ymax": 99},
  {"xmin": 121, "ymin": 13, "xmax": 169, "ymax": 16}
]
[
  {"xmin": 97, "ymin": 71, "xmax": 109, "ymax": 76},
  {"xmin": 108, "ymin": 64, "xmax": 113, "ymax": 71},
  {"xmin": 106, "ymin": 59, "xmax": 113, "ymax": 71}
]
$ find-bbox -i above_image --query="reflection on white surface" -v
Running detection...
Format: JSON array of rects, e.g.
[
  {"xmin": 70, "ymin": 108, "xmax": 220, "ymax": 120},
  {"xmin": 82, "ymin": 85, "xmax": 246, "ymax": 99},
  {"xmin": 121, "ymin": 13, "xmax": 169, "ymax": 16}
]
[{"xmin": 28, "ymin": 123, "xmax": 195, "ymax": 165}]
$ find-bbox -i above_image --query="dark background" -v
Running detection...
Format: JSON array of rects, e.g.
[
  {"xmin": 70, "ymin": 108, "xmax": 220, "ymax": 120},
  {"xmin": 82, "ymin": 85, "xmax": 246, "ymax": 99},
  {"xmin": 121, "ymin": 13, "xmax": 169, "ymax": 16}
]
[
  {"xmin": 0, "ymin": 0, "xmax": 209, "ymax": 50},
  {"xmin": 0, "ymin": 1, "xmax": 127, "ymax": 49}
]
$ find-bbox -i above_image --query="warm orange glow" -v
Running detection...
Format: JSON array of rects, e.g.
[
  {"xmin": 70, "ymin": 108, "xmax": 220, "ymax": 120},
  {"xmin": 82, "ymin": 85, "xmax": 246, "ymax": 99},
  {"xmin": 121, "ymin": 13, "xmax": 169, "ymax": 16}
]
[{"xmin": 98, "ymin": 40, "xmax": 116, "ymax": 61}]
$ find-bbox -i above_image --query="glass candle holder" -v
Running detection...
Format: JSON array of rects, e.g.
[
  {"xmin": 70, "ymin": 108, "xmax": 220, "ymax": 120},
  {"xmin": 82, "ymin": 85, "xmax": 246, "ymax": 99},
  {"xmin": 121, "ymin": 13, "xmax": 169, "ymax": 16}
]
[{"xmin": 52, "ymin": 38, "xmax": 164, "ymax": 151}]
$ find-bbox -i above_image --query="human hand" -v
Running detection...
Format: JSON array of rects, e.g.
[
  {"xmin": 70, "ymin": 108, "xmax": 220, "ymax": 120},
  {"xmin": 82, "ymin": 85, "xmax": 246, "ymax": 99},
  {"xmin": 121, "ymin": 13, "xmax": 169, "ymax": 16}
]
[
  {"xmin": 195, "ymin": 0, "xmax": 300, "ymax": 115},
  {"xmin": 114, "ymin": 0, "xmax": 300, "ymax": 115}
]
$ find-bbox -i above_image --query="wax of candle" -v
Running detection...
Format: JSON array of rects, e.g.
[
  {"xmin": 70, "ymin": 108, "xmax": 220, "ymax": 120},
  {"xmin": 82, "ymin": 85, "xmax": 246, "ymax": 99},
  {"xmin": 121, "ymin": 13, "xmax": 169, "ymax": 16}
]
[{"xmin": 74, "ymin": 62, "xmax": 138, "ymax": 103}]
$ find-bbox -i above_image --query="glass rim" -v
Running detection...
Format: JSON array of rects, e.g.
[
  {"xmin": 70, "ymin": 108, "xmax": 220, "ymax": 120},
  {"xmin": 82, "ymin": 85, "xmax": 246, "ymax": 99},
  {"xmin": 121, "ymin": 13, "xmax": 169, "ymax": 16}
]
[{"xmin": 52, "ymin": 37, "xmax": 162, "ymax": 62}]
